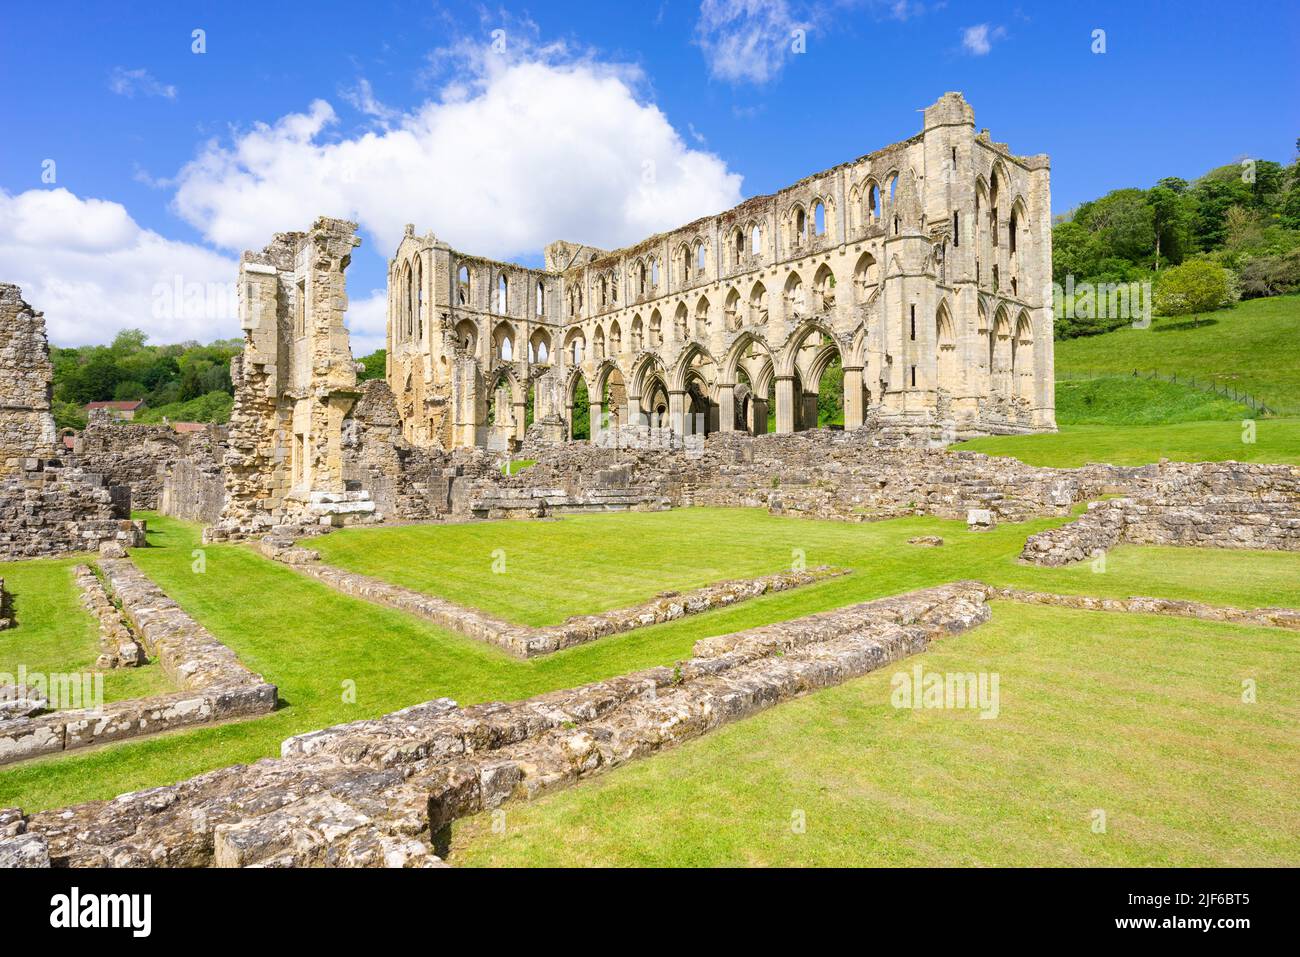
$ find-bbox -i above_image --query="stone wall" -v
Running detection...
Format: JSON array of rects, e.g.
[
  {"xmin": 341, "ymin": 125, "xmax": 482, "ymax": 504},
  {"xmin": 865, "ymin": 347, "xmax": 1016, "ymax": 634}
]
[
  {"xmin": 0, "ymin": 284, "xmax": 57, "ymax": 478},
  {"xmin": 0, "ymin": 555, "xmax": 277, "ymax": 767},
  {"xmin": 213, "ymin": 217, "xmax": 375, "ymax": 540},
  {"xmin": 1021, "ymin": 461, "xmax": 1300, "ymax": 565},
  {"xmin": 159, "ymin": 425, "xmax": 228, "ymax": 524},
  {"xmin": 388, "ymin": 93, "xmax": 1055, "ymax": 454},
  {"xmin": 70, "ymin": 411, "xmax": 185, "ymax": 510},
  {"xmin": 0, "ymin": 459, "xmax": 145, "ymax": 560},
  {"xmin": 0, "ymin": 582, "xmax": 988, "ymax": 867}
]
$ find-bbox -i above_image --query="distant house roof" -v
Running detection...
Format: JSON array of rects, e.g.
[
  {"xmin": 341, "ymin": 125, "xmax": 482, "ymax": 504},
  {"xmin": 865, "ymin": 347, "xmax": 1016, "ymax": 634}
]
[
  {"xmin": 62, "ymin": 434, "xmax": 76, "ymax": 449},
  {"xmin": 171, "ymin": 421, "xmax": 206, "ymax": 433},
  {"xmin": 84, "ymin": 400, "xmax": 145, "ymax": 411}
]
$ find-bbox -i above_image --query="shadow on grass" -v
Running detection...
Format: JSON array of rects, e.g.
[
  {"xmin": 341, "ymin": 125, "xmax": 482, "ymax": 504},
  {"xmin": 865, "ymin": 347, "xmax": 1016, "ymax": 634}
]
[{"xmin": 1152, "ymin": 317, "xmax": 1221, "ymax": 332}]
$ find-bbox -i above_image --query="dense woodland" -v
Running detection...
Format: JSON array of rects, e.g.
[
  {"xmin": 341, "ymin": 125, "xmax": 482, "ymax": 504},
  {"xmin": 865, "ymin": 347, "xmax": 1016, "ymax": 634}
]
[{"xmin": 1052, "ymin": 145, "xmax": 1300, "ymax": 337}]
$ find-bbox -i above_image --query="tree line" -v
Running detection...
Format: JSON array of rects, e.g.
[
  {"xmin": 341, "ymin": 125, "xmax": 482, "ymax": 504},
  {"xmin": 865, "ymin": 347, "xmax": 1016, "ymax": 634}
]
[{"xmin": 1053, "ymin": 141, "xmax": 1300, "ymax": 337}]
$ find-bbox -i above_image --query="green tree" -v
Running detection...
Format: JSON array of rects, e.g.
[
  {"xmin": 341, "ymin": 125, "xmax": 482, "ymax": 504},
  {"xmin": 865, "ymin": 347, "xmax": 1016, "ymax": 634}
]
[
  {"xmin": 357, "ymin": 349, "xmax": 387, "ymax": 381},
  {"xmin": 1153, "ymin": 260, "xmax": 1231, "ymax": 325}
]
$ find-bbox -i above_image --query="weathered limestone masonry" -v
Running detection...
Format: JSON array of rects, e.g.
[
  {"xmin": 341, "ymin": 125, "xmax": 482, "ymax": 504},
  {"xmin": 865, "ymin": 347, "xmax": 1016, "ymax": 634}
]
[
  {"xmin": 0, "ymin": 286, "xmax": 145, "ymax": 558},
  {"xmin": 0, "ymin": 556, "xmax": 277, "ymax": 768},
  {"xmin": 0, "ymin": 283, "xmax": 59, "ymax": 477},
  {"xmin": 388, "ymin": 93, "xmax": 1055, "ymax": 454},
  {"xmin": 264, "ymin": 540, "xmax": 848, "ymax": 656},
  {"xmin": 158, "ymin": 424, "xmax": 229, "ymax": 523},
  {"xmin": 460, "ymin": 429, "xmax": 1080, "ymax": 522},
  {"xmin": 1020, "ymin": 461, "xmax": 1300, "ymax": 565},
  {"xmin": 70, "ymin": 411, "xmax": 185, "ymax": 510},
  {"xmin": 995, "ymin": 587, "xmax": 1300, "ymax": 631},
  {"xmin": 73, "ymin": 562, "xmax": 147, "ymax": 668},
  {"xmin": 0, "ymin": 578, "xmax": 10, "ymax": 630},
  {"xmin": 208, "ymin": 217, "xmax": 378, "ymax": 541},
  {"xmin": 0, "ymin": 582, "xmax": 988, "ymax": 867}
]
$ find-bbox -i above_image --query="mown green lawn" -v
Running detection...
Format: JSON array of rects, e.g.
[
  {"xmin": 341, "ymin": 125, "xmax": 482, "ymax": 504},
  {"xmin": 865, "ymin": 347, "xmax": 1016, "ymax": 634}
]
[
  {"xmin": 450, "ymin": 602, "xmax": 1299, "ymax": 867},
  {"xmin": 0, "ymin": 558, "xmax": 174, "ymax": 706},
  {"xmin": 958, "ymin": 418, "xmax": 1300, "ymax": 467},
  {"xmin": 1055, "ymin": 293, "xmax": 1300, "ymax": 415},
  {"xmin": 2, "ymin": 507, "xmax": 1298, "ymax": 823}
]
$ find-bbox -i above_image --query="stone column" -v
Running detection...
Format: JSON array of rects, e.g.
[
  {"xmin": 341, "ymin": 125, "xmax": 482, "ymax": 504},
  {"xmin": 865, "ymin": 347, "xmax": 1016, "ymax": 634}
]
[
  {"xmin": 513, "ymin": 400, "xmax": 527, "ymax": 441},
  {"xmin": 774, "ymin": 376, "xmax": 796, "ymax": 434},
  {"xmin": 843, "ymin": 366, "xmax": 864, "ymax": 429},
  {"xmin": 717, "ymin": 382, "xmax": 736, "ymax": 432},
  {"xmin": 668, "ymin": 390, "xmax": 687, "ymax": 436},
  {"xmin": 588, "ymin": 400, "xmax": 603, "ymax": 442},
  {"xmin": 801, "ymin": 391, "xmax": 819, "ymax": 431},
  {"xmin": 751, "ymin": 397, "xmax": 769, "ymax": 434}
]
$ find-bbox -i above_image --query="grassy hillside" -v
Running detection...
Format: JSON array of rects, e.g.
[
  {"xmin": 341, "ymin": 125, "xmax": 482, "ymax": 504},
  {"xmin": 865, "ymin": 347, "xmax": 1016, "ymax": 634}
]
[
  {"xmin": 1056, "ymin": 376, "xmax": 1252, "ymax": 425},
  {"xmin": 1055, "ymin": 294, "xmax": 1300, "ymax": 415}
]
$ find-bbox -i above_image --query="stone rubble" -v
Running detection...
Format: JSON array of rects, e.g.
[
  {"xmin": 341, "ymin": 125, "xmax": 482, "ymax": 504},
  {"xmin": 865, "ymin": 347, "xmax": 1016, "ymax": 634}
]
[{"xmin": 73, "ymin": 563, "xmax": 147, "ymax": 668}]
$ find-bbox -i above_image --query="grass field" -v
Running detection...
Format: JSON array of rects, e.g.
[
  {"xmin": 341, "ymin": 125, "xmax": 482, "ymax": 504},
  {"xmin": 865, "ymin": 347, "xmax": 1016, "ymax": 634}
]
[
  {"xmin": 450, "ymin": 601, "xmax": 1299, "ymax": 866},
  {"xmin": 0, "ymin": 558, "xmax": 174, "ymax": 706},
  {"xmin": 2, "ymin": 507, "xmax": 1299, "ymax": 820},
  {"xmin": 1054, "ymin": 376, "xmax": 1253, "ymax": 426},
  {"xmin": 1055, "ymin": 294, "xmax": 1300, "ymax": 415},
  {"xmin": 958, "ymin": 418, "xmax": 1300, "ymax": 467}
]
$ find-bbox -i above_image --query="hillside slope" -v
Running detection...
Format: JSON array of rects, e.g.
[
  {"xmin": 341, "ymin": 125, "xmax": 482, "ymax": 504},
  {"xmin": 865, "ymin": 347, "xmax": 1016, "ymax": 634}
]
[{"xmin": 1055, "ymin": 294, "xmax": 1300, "ymax": 415}]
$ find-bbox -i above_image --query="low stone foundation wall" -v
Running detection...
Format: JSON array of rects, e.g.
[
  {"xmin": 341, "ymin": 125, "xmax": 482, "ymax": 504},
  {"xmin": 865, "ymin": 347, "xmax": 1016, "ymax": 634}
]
[
  {"xmin": 0, "ymin": 578, "xmax": 10, "ymax": 631},
  {"xmin": 1022, "ymin": 492, "xmax": 1300, "ymax": 566},
  {"xmin": 994, "ymin": 586, "xmax": 1300, "ymax": 631},
  {"xmin": 276, "ymin": 547, "xmax": 848, "ymax": 656},
  {"xmin": 1, "ymin": 581, "xmax": 990, "ymax": 867},
  {"xmin": 0, "ymin": 556, "xmax": 277, "ymax": 767},
  {"xmin": 73, "ymin": 563, "xmax": 146, "ymax": 668}
]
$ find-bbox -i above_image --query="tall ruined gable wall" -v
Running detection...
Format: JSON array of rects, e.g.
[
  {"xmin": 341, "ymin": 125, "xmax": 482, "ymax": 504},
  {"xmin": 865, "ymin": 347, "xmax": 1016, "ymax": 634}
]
[{"xmin": 0, "ymin": 284, "xmax": 57, "ymax": 477}]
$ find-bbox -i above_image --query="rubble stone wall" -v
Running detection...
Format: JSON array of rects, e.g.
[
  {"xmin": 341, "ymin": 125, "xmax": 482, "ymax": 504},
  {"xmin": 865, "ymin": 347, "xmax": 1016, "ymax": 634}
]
[
  {"xmin": 0, "ymin": 557, "xmax": 277, "ymax": 767},
  {"xmin": 71, "ymin": 412, "xmax": 185, "ymax": 510},
  {"xmin": 1, "ymin": 581, "xmax": 988, "ymax": 867},
  {"xmin": 159, "ymin": 426, "xmax": 228, "ymax": 524},
  {"xmin": 0, "ymin": 460, "xmax": 145, "ymax": 560},
  {"xmin": 0, "ymin": 284, "xmax": 57, "ymax": 478}
]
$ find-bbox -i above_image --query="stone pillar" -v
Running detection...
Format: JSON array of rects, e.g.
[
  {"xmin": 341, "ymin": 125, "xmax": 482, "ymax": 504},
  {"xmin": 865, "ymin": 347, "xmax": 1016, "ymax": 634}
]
[
  {"xmin": 774, "ymin": 376, "xmax": 796, "ymax": 434},
  {"xmin": 752, "ymin": 397, "xmax": 769, "ymax": 434},
  {"xmin": 588, "ymin": 400, "xmax": 603, "ymax": 442},
  {"xmin": 801, "ymin": 391, "xmax": 819, "ymax": 431},
  {"xmin": 843, "ymin": 366, "xmax": 864, "ymax": 429},
  {"xmin": 717, "ymin": 382, "xmax": 736, "ymax": 432},
  {"xmin": 668, "ymin": 390, "xmax": 687, "ymax": 436},
  {"xmin": 513, "ymin": 401, "xmax": 527, "ymax": 441}
]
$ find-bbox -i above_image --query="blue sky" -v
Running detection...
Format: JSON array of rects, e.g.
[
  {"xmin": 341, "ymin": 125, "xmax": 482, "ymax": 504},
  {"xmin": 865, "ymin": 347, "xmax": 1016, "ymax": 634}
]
[{"xmin": 1, "ymin": 0, "xmax": 1296, "ymax": 351}]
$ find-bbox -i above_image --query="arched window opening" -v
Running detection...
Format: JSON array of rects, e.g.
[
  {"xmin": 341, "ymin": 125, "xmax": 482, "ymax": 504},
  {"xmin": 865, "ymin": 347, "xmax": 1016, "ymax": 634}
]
[
  {"xmin": 734, "ymin": 228, "xmax": 745, "ymax": 265},
  {"xmin": 497, "ymin": 273, "xmax": 509, "ymax": 314},
  {"xmin": 457, "ymin": 265, "xmax": 470, "ymax": 306},
  {"xmin": 536, "ymin": 279, "xmax": 545, "ymax": 316},
  {"xmin": 751, "ymin": 224, "xmax": 761, "ymax": 255},
  {"xmin": 696, "ymin": 241, "xmax": 706, "ymax": 274},
  {"xmin": 813, "ymin": 201, "xmax": 826, "ymax": 237},
  {"xmin": 953, "ymin": 211, "xmax": 960, "ymax": 247}
]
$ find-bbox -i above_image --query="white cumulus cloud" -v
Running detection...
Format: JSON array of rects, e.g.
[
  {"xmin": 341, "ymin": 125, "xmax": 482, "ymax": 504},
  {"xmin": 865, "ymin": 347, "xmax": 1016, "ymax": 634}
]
[
  {"xmin": 0, "ymin": 188, "xmax": 236, "ymax": 347},
  {"xmin": 171, "ymin": 46, "xmax": 745, "ymax": 264}
]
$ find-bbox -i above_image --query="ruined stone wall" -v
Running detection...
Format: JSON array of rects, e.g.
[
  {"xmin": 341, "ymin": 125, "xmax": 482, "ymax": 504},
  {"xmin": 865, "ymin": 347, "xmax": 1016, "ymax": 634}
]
[
  {"xmin": 0, "ymin": 460, "xmax": 145, "ymax": 560},
  {"xmin": 159, "ymin": 426, "xmax": 228, "ymax": 524},
  {"xmin": 0, "ymin": 284, "xmax": 57, "ymax": 477},
  {"xmin": 71, "ymin": 411, "xmax": 184, "ymax": 510},
  {"xmin": 341, "ymin": 380, "xmax": 447, "ymax": 520},
  {"xmin": 387, "ymin": 92, "xmax": 1055, "ymax": 454},
  {"xmin": 1021, "ymin": 461, "xmax": 1300, "ymax": 564},
  {"xmin": 212, "ymin": 217, "xmax": 375, "ymax": 540}
]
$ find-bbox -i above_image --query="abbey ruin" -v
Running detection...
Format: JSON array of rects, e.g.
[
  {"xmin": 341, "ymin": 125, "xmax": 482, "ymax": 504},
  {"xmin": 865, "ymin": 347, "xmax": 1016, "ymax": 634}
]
[
  {"xmin": 3, "ymin": 92, "xmax": 1299, "ymax": 870},
  {"xmin": 387, "ymin": 92, "xmax": 1055, "ymax": 452}
]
